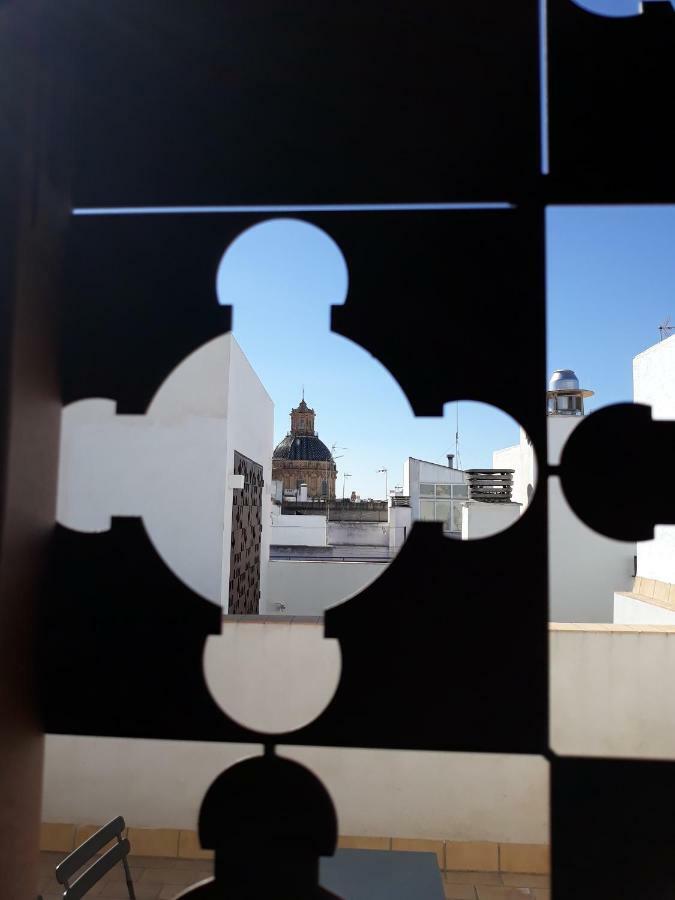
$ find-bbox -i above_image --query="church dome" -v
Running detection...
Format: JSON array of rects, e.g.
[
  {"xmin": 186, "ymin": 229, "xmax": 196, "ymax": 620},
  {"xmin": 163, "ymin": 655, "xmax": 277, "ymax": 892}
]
[
  {"xmin": 272, "ymin": 395, "xmax": 337, "ymax": 499},
  {"xmin": 273, "ymin": 433, "xmax": 333, "ymax": 462}
]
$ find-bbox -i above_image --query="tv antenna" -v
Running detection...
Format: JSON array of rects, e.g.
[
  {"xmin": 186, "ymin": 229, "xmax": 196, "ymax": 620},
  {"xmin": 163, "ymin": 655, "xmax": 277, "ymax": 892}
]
[
  {"xmin": 454, "ymin": 401, "xmax": 463, "ymax": 471},
  {"xmin": 659, "ymin": 316, "xmax": 674, "ymax": 341}
]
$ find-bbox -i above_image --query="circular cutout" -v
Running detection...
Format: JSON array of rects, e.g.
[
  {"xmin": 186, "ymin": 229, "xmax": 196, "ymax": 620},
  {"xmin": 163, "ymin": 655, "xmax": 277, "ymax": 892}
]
[
  {"xmin": 425, "ymin": 400, "xmax": 537, "ymax": 541},
  {"xmin": 204, "ymin": 622, "xmax": 341, "ymax": 734},
  {"xmin": 569, "ymin": 0, "xmax": 641, "ymax": 17}
]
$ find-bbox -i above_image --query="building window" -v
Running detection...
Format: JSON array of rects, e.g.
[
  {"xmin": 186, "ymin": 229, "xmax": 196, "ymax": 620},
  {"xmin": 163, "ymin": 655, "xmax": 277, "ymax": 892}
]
[
  {"xmin": 453, "ymin": 502, "xmax": 465, "ymax": 532},
  {"xmin": 434, "ymin": 500, "xmax": 451, "ymax": 522},
  {"xmin": 321, "ymin": 480, "xmax": 328, "ymax": 496},
  {"xmin": 418, "ymin": 482, "xmax": 469, "ymax": 533},
  {"xmin": 420, "ymin": 500, "xmax": 435, "ymax": 520}
]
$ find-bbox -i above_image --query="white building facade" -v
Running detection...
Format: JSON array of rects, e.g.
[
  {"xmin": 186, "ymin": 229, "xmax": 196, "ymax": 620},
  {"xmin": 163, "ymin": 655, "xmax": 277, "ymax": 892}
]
[
  {"xmin": 614, "ymin": 335, "xmax": 675, "ymax": 623},
  {"xmin": 493, "ymin": 371, "xmax": 634, "ymax": 622}
]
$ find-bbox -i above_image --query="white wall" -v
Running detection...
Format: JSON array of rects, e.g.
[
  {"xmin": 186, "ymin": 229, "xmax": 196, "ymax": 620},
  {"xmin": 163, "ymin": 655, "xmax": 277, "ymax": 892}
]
[
  {"xmin": 327, "ymin": 521, "xmax": 388, "ymax": 547},
  {"xmin": 550, "ymin": 623, "xmax": 675, "ymax": 758},
  {"xmin": 549, "ymin": 478, "xmax": 634, "ymax": 622},
  {"xmin": 638, "ymin": 527, "xmax": 675, "ymax": 585},
  {"xmin": 42, "ymin": 735, "xmax": 548, "ymax": 844},
  {"xmin": 546, "ymin": 416, "xmax": 578, "ymax": 467},
  {"xmin": 265, "ymin": 560, "xmax": 387, "ymax": 615},
  {"xmin": 614, "ymin": 592, "xmax": 675, "ymax": 625},
  {"xmin": 461, "ymin": 501, "xmax": 521, "ymax": 540},
  {"xmin": 43, "ymin": 620, "xmax": 675, "ymax": 841},
  {"xmin": 204, "ymin": 620, "xmax": 341, "ymax": 733},
  {"xmin": 221, "ymin": 337, "xmax": 274, "ymax": 611},
  {"xmin": 493, "ymin": 416, "xmax": 634, "ymax": 622},
  {"xmin": 633, "ymin": 336, "xmax": 675, "ymax": 585},
  {"xmin": 388, "ymin": 504, "xmax": 412, "ymax": 550},
  {"xmin": 42, "ymin": 737, "xmax": 260, "ymax": 832},
  {"xmin": 57, "ymin": 335, "xmax": 274, "ymax": 609},
  {"xmin": 280, "ymin": 746, "xmax": 548, "ymax": 844},
  {"xmin": 57, "ymin": 337, "xmax": 231, "ymax": 604},
  {"xmin": 271, "ymin": 513, "xmax": 327, "ymax": 547},
  {"xmin": 547, "ymin": 417, "xmax": 634, "ymax": 622},
  {"xmin": 43, "ymin": 622, "xmax": 547, "ymax": 843},
  {"xmin": 492, "ymin": 428, "xmax": 536, "ymax": 508},
  {"xmin": 492, "ymin": 444, "xmax": 521, "ymax": 500},
  {"xmin": 633, "ymin": 333, "xmax": 675, "ymax": 420},
  {"xmin": 45, "ymin": 621, "xmax": 675, "ymax": 841}
]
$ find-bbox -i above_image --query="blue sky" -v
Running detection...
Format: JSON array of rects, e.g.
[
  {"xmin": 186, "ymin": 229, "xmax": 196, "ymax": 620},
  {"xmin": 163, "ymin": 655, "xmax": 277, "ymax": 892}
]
[
  {"xmin": 572, "ymin": 0, "xmax": 675, "ymax": 15},
  {"xmin": 547, "ymin": 206, "xmax": 675, "ymax": 415},
  {"xmin": 216, "ymin": 209, "xmax": 674, "ymax": 500}
]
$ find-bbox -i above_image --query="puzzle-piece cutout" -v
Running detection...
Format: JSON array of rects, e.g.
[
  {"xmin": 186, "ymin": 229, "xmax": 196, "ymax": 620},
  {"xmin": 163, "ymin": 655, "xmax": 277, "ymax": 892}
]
[{"xmin": 50, "ymin": 208, "xmax": 550, "ymax": 752}]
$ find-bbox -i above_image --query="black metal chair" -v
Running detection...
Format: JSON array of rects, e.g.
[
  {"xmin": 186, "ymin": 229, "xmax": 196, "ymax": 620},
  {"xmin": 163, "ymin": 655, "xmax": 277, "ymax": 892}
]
[{"xmin": 53, "ymin": 816, "xmax": 136, "ymax": 899}]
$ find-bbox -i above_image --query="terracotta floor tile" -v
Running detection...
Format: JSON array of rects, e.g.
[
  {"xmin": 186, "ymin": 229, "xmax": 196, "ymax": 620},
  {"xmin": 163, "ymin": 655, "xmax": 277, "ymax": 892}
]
[
  {"xmin": 159, "ymin": 887, "xmax": 187, "ymax": 900},
  {"xmin": 102, "ymin": 865, "xmax": 144, "ymax": 882},
  {"xmin": 166, "ymin": 858, "xmax": 214, "ymax": 872},
  {"xmin": 445, "ymin": 871, "xmax": 502, "ymax": 886},
  {"xmin": 501, "ymin": 874, "xmax": 550, "ymax": 889},
  {"xmin": 127, "ymin": 855, "xmax": 184, "ymax": 868},
  {"xmin": 475, "ymin": 888, "xmax": 532, "ymax": 900},
  {"xmin": 100, "ymin": 881, "xmax": 161, "ymax": 899},
  {"xmin": 443, "ymin": 881, "xmax": 477, "ymax": 899},
  {"xmin": 139, "ymin": 867, "xmax": 201, "ymax": 886}
]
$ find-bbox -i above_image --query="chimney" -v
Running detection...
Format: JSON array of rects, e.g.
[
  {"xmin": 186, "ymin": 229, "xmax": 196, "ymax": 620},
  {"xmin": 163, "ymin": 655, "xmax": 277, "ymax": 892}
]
[{"xmin": 447, "ymin": 454, "xmax": 455, "ymax": 469}]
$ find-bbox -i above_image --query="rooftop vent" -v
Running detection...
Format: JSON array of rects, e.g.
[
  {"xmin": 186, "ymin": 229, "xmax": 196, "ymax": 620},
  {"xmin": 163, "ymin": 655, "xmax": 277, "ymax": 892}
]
[
  {"xmin": 465, "ymin": 469, "xmax": 514, "ymax": 503},
  {"xmin": 391, "ymin": 495, "xmax": 411, "ymax": 507},
  {"xmin": 547, "ymin": 368, "xmax": 594, "ymax": 417}
]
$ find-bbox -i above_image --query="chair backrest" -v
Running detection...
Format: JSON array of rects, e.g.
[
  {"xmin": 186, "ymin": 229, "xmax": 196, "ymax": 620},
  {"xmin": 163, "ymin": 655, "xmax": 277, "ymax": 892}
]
[{"xmin": 55, "ymin": 816, "xmax": 136, "ymax": 900}]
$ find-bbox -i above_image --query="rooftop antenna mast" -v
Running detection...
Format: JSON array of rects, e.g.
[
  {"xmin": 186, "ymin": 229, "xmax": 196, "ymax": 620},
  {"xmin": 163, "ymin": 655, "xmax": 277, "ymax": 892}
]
[
  {"xmin": 327, "ymin": 443, "xmax": 347, "ymax": 519},
  {"xmin": 454, "ymin": 401, "xmax": 463, "ymax": 471},
  {"xmin": 659, "ymin": 316, "xmax": 674, "ymax": 341}
]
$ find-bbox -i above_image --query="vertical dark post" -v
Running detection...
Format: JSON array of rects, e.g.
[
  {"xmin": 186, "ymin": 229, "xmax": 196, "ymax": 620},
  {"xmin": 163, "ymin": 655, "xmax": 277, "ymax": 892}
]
[{"xmin": 0, "ymin": 2, "xmax": 69, "ymax": 897}]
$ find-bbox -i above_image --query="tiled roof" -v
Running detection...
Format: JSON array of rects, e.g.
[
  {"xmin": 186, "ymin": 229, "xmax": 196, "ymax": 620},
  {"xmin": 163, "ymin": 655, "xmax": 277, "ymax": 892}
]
[{"xmin": 273, "ymin": 434, "xmax": 333, "ymax": 462}]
